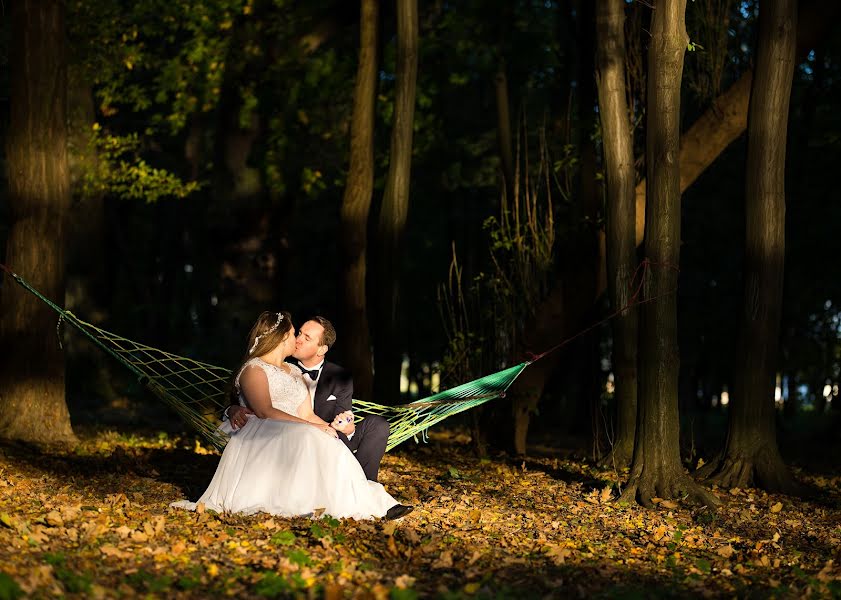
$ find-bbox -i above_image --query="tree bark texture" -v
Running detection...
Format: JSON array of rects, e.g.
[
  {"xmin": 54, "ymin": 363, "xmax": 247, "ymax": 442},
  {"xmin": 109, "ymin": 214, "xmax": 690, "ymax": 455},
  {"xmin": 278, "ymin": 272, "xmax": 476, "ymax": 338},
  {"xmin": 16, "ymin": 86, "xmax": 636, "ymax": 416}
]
[
  {"xmin": 339, "ymin": 0, "xmax": 379, "ymax": 401},
  {"xmin": 373, "ymin": 0, "xmax": 418, "ymax": 404},
  {"xmin": 701, "ymin": 0, "xmax": 802, "ymax": 494},
  {"xmin": 596, "ymin": 0, "xmax": 638, "ymax": 468},
  {"xmin": 620, "ymin": 0, "xmax": 716, "ymax": 507},
  {"xmin": 0, "ymin": 0, "xmax": 76, "ymax": 443}
]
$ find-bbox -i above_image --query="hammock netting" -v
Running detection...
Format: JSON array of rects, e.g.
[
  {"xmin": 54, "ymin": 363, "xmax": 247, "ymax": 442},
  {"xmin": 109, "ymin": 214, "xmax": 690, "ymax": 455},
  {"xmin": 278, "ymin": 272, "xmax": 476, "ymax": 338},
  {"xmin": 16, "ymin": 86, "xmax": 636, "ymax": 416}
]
[{"xmin": 2, "ymin": 269, "xmax": 530, "ymax": 452}]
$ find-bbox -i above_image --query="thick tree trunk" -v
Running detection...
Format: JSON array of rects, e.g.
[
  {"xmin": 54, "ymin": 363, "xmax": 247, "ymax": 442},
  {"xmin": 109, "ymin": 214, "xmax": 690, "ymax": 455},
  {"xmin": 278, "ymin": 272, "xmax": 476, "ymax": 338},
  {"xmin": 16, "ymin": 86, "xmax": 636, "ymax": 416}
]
[
  {"xmin": 373, "ymin": 0, "xmax": 418, "ymax": 404},
  {"xmin": 700, "ymin": 0, "xmax": 802, "ymax": 494},
  {"xmin": 339, "ymin": 0, "xmax": 379, "ymax": 401},
  {"xmin": 620, "ymin": 0, "xmax": 716, "ymax": 508},
  {"xmin": 596, "ymin": 0, "xmax": 637, "ymax": 469},
  {"xmin": 0, "ymin": 0, "xmax": 76, "ymax": 444}
]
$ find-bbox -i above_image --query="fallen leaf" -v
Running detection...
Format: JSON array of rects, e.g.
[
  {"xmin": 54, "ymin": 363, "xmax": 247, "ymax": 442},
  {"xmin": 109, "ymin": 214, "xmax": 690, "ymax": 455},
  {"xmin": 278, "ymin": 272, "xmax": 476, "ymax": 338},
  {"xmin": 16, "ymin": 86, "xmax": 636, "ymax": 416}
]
[
  {"xmin": 431, "ymin": 551, "xmax": 454, "ymax": 569},
  {"xmin": 770, "ymin": 502, "xmax": 782, "ymax": 513},
  {"xmin": 100, "ymin": 545, "xmax": 132, "ymax": 559}
]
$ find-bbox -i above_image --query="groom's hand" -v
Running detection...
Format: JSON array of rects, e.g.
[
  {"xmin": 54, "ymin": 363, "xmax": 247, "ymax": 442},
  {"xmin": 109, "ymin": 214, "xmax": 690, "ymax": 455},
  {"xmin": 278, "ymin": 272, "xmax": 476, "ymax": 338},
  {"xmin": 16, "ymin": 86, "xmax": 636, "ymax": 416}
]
[{"xmin": 331, "ymin": 411, "xmax": 355, "ymax": 435}]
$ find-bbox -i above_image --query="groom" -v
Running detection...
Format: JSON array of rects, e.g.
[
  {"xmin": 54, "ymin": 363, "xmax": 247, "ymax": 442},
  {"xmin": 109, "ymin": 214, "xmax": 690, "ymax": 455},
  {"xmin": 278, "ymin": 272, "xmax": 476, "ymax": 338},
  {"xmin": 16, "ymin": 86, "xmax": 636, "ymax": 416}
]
[{"xmin": 228, "ymin": 317, "xmax": 409, "ymax": 518}]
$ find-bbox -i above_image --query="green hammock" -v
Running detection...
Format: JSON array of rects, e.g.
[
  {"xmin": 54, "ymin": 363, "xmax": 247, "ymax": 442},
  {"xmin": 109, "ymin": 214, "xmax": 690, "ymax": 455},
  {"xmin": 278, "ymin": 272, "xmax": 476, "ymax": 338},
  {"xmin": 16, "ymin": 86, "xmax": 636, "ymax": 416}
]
[{"xmin": 2, "ymin": 268, "xmax": 530, "ymax": 452}]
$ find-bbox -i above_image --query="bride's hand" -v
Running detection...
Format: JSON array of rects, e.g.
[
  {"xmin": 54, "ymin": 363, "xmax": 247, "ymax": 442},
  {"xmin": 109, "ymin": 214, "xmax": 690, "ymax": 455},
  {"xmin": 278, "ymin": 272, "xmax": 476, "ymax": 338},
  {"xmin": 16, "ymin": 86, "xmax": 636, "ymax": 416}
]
[{"xmin": 316, "ymin": 423, "xmax": 339, "ymax": 438}]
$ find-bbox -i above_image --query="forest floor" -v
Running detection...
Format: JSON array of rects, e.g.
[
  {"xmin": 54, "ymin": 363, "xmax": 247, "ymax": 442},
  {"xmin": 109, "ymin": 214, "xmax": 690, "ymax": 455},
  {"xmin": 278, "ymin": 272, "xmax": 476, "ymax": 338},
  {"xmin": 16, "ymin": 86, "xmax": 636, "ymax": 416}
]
[{"xmin": 1, "ymin": 426, "xmax": 840, "ymax": 599}]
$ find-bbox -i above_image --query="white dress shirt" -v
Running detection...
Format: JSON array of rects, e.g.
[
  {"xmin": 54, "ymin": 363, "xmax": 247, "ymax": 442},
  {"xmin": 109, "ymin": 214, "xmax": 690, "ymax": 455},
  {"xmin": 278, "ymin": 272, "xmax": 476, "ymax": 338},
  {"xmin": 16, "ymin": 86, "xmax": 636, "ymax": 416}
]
[{"xmin": 299, "ymin": 359, "xmax": 324, "ymax": 409}]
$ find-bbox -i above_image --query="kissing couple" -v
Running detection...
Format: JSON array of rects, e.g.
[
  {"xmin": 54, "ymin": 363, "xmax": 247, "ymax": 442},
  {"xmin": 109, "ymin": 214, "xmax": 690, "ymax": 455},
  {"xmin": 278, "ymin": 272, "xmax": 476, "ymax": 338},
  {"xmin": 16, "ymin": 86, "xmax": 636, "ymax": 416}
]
[{"xmin": 172, "ymin": 312, "xmax": 413, "ymax": 520}]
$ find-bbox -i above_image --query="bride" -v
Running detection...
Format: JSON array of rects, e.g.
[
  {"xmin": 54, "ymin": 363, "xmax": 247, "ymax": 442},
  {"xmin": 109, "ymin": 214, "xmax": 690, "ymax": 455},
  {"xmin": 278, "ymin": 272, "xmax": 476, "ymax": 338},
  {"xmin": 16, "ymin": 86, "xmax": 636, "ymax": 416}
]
[{"xmin": 172, "ymin": 311, "xmax": 403, "ymax": 519}]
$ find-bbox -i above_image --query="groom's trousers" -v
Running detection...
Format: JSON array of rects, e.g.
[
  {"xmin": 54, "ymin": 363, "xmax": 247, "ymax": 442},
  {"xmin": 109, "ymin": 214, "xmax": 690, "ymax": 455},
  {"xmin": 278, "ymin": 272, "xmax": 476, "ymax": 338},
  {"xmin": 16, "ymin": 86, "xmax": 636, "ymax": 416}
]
[{"xmin": 343, "ymin": 415, "xmax": 389, "ymax": 482}]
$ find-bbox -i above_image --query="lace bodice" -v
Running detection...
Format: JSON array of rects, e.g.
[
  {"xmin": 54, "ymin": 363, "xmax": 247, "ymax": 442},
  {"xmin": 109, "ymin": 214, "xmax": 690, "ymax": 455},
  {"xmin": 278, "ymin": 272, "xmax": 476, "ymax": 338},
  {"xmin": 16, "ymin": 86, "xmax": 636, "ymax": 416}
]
[{"xmin": 235, "ymin": 358, "xmax": 309, "ymax": 415}]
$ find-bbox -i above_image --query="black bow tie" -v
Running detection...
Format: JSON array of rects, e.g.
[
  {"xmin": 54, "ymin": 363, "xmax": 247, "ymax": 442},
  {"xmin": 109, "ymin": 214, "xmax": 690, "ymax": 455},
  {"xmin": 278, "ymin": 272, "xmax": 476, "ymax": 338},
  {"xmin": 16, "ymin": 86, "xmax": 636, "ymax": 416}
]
[{"xmin": 301, "ymin": 367, "xmax": 321, "ymax": 380}]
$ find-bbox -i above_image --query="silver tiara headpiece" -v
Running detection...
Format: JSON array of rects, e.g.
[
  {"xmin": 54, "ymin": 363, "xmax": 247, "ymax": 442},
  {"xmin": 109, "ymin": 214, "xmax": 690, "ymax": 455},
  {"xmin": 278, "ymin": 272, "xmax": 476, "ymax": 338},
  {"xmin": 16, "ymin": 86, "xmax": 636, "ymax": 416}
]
[{"xmin": 249, "ymin": 312, "xmax": 284, "ymax": 354}]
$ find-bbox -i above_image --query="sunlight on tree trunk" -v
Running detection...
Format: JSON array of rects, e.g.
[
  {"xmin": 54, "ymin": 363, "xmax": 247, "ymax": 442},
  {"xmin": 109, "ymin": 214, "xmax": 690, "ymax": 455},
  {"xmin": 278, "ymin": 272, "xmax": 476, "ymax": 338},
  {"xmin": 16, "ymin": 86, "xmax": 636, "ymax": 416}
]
[
  {"xmin": 339, "ymin": 0, "xmax": 379, "ymax": 401},
  {"xmin": 620, "ymin": 0, "xmax": 717, "ymax": 508},
  {"xmin": 373, "ymin": 0, "xmax": 418, "ymax": 404},
  {"xmin": 698, "ymin": 0, "xmax": 804, "ymax": 495},
  {"xmin": 595, "ymin": 0, "xmax": 637, "ymax": 469},
  {"xmin": 0, "ymin": 0, "xmax": 76, "ymax": 444}
]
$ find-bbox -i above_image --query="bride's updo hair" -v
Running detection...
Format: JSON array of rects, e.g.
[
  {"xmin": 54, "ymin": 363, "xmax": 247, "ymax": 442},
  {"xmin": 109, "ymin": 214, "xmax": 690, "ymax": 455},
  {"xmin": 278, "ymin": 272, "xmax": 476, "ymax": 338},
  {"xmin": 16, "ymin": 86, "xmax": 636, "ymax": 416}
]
[{"xmin": 245, "ymin": 310, "xmax": 293, "ymax": 358}]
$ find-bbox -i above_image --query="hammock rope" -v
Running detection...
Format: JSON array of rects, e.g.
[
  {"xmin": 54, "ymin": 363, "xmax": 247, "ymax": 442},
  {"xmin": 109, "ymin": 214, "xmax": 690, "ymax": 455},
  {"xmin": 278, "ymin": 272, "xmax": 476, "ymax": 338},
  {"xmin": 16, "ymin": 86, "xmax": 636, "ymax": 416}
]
[{"xmin": 0, "ymin": 266, "xmax": 530, "ymax": 452}]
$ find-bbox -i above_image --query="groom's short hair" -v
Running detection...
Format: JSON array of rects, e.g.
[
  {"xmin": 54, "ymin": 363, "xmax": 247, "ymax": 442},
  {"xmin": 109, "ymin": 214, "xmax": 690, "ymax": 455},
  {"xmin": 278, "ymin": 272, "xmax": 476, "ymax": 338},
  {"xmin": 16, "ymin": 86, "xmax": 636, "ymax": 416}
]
[{"xmin": 312, "ymin": 316, "xmax": 336, "ymax": 348}]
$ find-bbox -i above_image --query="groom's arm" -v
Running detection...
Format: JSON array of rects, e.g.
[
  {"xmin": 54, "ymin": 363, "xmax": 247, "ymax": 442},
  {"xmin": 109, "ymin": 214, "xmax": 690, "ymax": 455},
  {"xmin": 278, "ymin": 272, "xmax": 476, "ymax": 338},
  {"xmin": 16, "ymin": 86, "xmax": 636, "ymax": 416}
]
[{"xmin": 333, "ymin": 367, "xmax": 354, "ymax": 414}]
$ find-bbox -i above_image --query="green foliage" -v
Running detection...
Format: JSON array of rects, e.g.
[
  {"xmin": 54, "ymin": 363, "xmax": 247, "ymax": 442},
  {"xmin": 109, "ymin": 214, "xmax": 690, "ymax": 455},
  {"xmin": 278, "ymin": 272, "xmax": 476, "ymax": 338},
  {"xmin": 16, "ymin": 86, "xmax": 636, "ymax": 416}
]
[
  {"xmin": 0, "ymin": 573, "xmax": 22, "ymax": 600},
  {"xmin": 286, "ymin": 548, "xmax": 312, "ymax": 567},
  {"xmin": 391, "ymin": 588, "xmax": 419, "ymax": 600},
  {"xmin": 80, "ymin": 125, "xmax": 201, "ymax": 202},
  {"xmin": 43, "ymin": 552, "xmax": 92, "ymax": 594},
  {"xmin": 269, "ymin": 530, "xmax": 297, "ymax": 546},
  {"xmin": 255, "ymin": 572, "xmax": 293, "ymax": 597}
]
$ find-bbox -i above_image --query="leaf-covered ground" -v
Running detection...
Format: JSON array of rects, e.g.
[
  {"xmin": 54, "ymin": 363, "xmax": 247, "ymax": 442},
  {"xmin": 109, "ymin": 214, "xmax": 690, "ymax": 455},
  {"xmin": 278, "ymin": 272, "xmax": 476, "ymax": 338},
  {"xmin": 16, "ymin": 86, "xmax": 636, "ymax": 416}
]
[{"xmin": 1, "ymin": 428, "xmax": 840, "ymax": 599}]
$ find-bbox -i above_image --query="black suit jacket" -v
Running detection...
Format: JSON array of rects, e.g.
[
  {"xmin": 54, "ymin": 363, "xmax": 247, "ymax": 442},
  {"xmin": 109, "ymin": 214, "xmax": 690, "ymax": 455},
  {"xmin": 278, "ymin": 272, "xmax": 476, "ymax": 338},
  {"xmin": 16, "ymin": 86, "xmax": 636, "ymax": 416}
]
[{"xmin": 286, "ymin": 358, "xmax": 353, "ymax": 424}]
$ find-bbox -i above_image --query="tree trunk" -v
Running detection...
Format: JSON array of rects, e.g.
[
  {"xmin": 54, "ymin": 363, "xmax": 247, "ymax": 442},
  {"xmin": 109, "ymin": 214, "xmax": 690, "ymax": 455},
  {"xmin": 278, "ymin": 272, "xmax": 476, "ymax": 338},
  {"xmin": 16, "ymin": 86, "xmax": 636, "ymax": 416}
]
[
  {"xmin": 372, "ymin": 0, "xmax": 418, "ymax": 404},
  {"xmin": 339, "ymin": 0, "xmax": 379, "ymax": 401},
  {"xmin": 619, "ymin": 0, "xmax": 717, "ymax": 508},
  {"xmin": 596, "ymin": 0, "xmax": 637, "ymax": 469},
  {"xmin": 699, "ymin": 0, "xmax": 802, "ymax": 494},
  {"xmin": 0, "ymin": 0, "xmax": 76, "ymax": 444},
  {"xmin": 494, "ymin": 61, "xmax": 515, "ymax": 205}
]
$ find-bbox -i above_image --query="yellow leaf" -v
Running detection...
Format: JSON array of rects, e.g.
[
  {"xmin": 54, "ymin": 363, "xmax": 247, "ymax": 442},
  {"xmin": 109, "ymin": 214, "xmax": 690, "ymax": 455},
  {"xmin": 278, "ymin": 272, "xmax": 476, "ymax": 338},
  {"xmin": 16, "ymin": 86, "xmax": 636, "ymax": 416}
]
[
  {"xmin": 431, "ymin": 551, "xmax": 454, "ymax": 569},
  {"xmin": 600, "ymin": 486, "xmax": 613, "ymax": 503},
  {"xmin": 44, "ymin": 511, "xmax": 63, "ymax": 527},
  {"xmin": 382, "ymin": 521, "xmax": 397, "ymax": 536},
  {"xmin": 0, "ymin": 512, "xmax": 13, "ymax": 529},
  {"xmin": 394, "ymin": 574, "xmax": 415, "ymax": 589},
  {"xmin": 660, "ymin": 500, "xmax": 678, "ymax": 510},
  {"xmin": 100, "ymin": 544, "xmax": 132, "ymax": 559},
  {"xmin": 770, "ymin": 502, "xmax": 783, "ymax": 513},
  {"xmin": 717, "ymin": 544, "xmax": 735, "ymax": 558},
  {"xmin": 130, "ymin": 530, "xmax": 148, "ymax": 542},
  {"xmin": 464, "ymin": 582, "xmax": 481, "ymax": 594}
]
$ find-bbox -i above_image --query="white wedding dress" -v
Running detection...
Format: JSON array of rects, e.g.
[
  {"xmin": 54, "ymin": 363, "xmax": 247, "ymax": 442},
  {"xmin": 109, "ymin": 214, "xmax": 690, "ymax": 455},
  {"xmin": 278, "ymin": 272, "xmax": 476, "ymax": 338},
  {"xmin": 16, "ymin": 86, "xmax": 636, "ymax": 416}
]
[{"xmin": 171, "ymin": 358, "xmax": 397, "ymax": 519}]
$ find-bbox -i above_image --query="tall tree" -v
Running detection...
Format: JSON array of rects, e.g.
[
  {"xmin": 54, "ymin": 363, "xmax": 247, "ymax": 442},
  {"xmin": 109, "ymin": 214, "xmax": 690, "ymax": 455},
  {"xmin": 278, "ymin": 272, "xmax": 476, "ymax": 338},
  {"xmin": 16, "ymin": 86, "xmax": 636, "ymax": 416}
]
[
  {"xmin": 699, "ymin": 0, "xmax": 801, "ymax": 493},
  {"xmin": 373, "ymin": 0, "xmax": 418, "ymax": 403},
  {"xmin": 0, "ymin": 0, "xmax": 76, "ymax": 443},
  {"xmin": 620, "ymin": 0, "xmax": 716, "ymax": 507},
  {"xmin": 595, "ymin": 0, "xmax": 637, "ymax": 467},
  {"xmin": 339, "ymin": 0, "xmax": 379, "ymax": 401}
]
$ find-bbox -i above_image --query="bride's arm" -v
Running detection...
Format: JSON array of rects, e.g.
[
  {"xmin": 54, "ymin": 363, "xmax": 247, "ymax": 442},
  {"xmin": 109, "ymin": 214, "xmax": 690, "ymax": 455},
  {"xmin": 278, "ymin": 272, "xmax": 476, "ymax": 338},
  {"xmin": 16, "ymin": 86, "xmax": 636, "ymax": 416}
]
[
  {"xmin": 240, "ymin": 367, "xmax": 332, "ymax": 435},
  {"xmin": 296, "ymin": 391, "xmax": 330, "ymax": 427}
]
